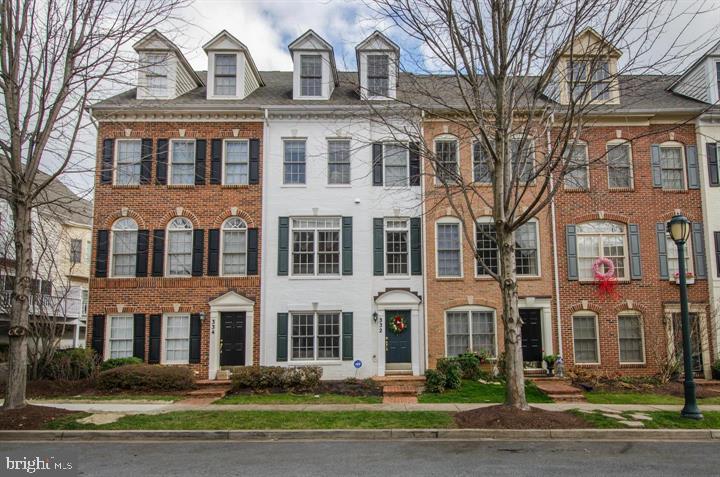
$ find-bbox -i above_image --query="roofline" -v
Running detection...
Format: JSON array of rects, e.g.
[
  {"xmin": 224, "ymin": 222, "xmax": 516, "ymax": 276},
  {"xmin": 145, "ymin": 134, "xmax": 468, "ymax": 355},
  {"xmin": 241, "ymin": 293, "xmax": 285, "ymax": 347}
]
[{"xmin": 668, "ymin": 38, "xmax": 720, "ymax": 92}]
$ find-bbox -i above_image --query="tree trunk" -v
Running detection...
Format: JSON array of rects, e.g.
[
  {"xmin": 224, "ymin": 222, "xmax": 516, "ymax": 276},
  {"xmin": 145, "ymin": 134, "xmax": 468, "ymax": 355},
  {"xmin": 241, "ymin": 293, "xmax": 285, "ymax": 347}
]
[
  {"xmin": 497, "ymin": 227, "xmax": 529, "ymax": 410},
  {"xmin": 4, "ymin": 202, "xmax": 33, "ymax": 410}
]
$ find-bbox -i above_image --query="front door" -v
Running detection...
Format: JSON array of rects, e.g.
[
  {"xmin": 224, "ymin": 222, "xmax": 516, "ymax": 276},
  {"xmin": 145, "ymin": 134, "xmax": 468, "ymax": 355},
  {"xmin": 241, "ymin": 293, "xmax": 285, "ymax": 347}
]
[
  {"xmin": 220, "ymin": 312, "xmax": 246, "ymax": 366},
  {"xmin": 520, "ymin": 308, "xmax": 542, "ymax": 363},
  {"xmin": 385, "ymin": 310, "xmax": 412, "ymax": 363}
]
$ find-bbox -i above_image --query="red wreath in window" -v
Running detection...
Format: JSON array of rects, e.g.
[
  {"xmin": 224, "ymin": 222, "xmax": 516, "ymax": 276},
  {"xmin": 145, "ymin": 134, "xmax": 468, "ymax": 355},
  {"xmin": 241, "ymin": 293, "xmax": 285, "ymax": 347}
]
[
  {"xmin": 592, "ymin": 257, "xmax": 618, "ymax": 298},
  {"xmin": 389, "ymin": 315, "xmax": 408, "ymax": 334}
]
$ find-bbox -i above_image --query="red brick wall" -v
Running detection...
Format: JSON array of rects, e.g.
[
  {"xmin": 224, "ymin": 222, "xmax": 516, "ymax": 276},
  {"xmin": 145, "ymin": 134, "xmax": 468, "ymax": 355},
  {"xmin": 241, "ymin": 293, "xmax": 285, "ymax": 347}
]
[{"xmin": 87, "ymin": 121, "xmax": 264, "ymax": 378}]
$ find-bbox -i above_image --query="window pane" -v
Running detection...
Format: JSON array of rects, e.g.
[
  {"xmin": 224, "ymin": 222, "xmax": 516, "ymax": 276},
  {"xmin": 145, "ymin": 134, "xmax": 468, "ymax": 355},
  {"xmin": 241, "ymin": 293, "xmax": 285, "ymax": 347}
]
[
  {"xmin": 437, "ymin": 223, "xmax": 461, "ymax": 277},
  {"xmin": 446, "ymin": 311, "xmax": 469, "ymax": 356},
  {"xmin": 660, "ymin": 147, "xmax": 684, "ymax": 190},
  {"xmin": 116, "ymin": 140, "xmax": 142, "ymax": 185},
  {"xmin": 384, "ymin": 144, "xmax": 408, "ymax": 186},
  {"xmin": 222, "ymin": 229, "xmax": 247, "ymax": 275},
  {"xmin": 386, "ymin": 224, "xmax": 408, "ymax": 275},
  {"xmin": 109, "ymin": 316, "xmax": 133, "ymax": 359},
  {"xmin": 367, "ymin": 55, "xmax": 389, "ymax": 96},
  {"xmin": 292, "ymin": 314, "xmax": 315, "ymax": 359},
  {"xmin": 318, "ymin": 230, "xmax": 340, "ymax": 275},
  {"xmin": 292, "ymin": 231, "xmax": 315, "ymax": 275},
  {"xmin": 171, "ymin": 141, "xmax": 195, "ymax": 185},
  {"xmin": 328, "ymin": 140, "xmax": 351, "ymax": 184},
  {"xmin": 435, "ymin": 140, "xmax": 458, "ymax": 183},
  {"xmin": 476, "ymin": 223, "xmax": 498, "ymax": 275},
  {"xmin": 214, "ymin": 54, "xmax": 237, "ymax": 95},
  {"xmin": 473, "ymin": 143, "xmax": 491, "ymax": 183},
  {"xmin": 317, "ymin": 313, "xmax": 340, "ymax": 359},
  {"xmin": 284, "ymin": 140, "xmax": 306, "ymax": 184},
  {"xmin": 510, "ymin": 139, "xmax": 533, "ymax": 182},
  {"xmin": 300, "ymin": 55, "xmax": 322, "ymax": 96},
  {"xmin": 608, "ymin": 144, "xmax": 632, "ymax": 188},
  {"xmin": 225, "ymin": 141, "xmax": 249, "ymax": 185},
  {"xmin": 573, "ymin": 315, "xmax": 598, "ymax": 363},
  {"xmin": 112, "ymin": 230, "xmax": 137, "ymax": 277},
  {"xmin": 168, "ymin": 229, "xmax": 192, "ymax": 276},
  {"xmin": 471, "ymin": 311, "xmax": 495, "ymax": 356},
  {"xmin": 564, "ymin": 145, "xmax": 588, "ymax": 189},
  {"xmin": 618, "ymin": 315, "xmax": 643, "ymax": 363},
  {"xmin": 515, "ymin": 223, "xmax": 538, "ymax": 275},
  {"xmin": 576, "ymin": 221, "xmax": 627, "ymax": 281},
  {"xmin": 165, "ymin": 315, "xmax": 190, "ymax": 362}
]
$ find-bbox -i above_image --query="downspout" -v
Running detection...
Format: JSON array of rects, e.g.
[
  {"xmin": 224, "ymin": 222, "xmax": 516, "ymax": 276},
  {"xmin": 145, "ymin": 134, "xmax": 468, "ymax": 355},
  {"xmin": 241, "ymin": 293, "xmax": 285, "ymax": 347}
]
[
  {"xmin": 547, "ymin": 113, "xmax": 563, "ymax": 358},
  {"xmin": 420, "ymin": 110, "xmax": 429, "ymax": 373},
  {"xmin": 260, "ymin": 107, "xmax": 270, "ymax": 366}
]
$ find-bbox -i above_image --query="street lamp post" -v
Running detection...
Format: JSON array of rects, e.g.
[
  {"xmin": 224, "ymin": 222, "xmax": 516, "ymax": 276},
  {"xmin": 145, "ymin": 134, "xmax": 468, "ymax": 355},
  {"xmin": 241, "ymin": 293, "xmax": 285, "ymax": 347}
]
[{"xmin": 667, "ymin": 214, "xmax": 702, "ymax": 420}]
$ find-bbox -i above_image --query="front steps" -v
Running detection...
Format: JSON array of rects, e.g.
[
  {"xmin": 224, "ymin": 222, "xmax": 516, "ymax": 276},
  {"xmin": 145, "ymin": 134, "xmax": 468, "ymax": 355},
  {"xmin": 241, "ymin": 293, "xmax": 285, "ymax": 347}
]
[
  {"xmin": 373, "ymin": 375, "xmax": 425, "ymax": 403},
  {"xmin": 530, "ymin": 377, "xmax": 586, "ymax": 402}
]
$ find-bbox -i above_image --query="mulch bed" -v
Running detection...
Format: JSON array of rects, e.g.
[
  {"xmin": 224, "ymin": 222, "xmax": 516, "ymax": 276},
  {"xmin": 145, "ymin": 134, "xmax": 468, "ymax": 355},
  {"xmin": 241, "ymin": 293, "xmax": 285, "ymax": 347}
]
[
  {"xmin": 575, "ymin": 379, "xmax": 720, "ymax": 399},
  {"xmin": 229, "ymin": 379, "xmax": 383, "ymax": 397},
  {"xmin": 455, "ymin": 405, "xmax": 595, "ymax": 429},
  {"xmin": 0, "ymin": 379, "xmax": 189, "ymax": 399},
  {"xmin": 0, "ymin": 405, "xmax": 79, "ymax": 430}
]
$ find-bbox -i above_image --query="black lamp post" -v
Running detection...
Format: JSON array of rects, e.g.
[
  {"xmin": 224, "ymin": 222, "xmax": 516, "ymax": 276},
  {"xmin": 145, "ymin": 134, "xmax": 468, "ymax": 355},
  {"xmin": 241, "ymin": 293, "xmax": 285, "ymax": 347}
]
[{"xmin": 667, "ymin": 214, "xmax": 702, "ymax": 420}]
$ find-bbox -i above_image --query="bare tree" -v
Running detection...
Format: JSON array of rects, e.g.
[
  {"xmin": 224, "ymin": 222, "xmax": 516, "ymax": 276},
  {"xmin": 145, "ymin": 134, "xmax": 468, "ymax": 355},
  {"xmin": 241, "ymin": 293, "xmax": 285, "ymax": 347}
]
[
  {"xmin": 364, "ymin": 0, "xmax": 714, "ymax": 409},
  {"xmin": 0, "ymin": 0, "xmax": 188, "ymax": 410}
]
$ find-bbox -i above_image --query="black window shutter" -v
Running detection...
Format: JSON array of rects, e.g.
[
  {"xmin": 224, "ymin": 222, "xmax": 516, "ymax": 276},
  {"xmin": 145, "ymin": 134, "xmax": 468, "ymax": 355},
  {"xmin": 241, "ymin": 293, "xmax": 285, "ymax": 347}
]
[
  {"xmin": 686, "ymin": 145, "xmax": 699, "ymax": 189},
  {"xmin": 249, "ymin": 138, "xmax": 260, "ymax": 184},
  {"xmin": 628, "ymin": 223, "xmax": 642, "ymax": 279},
  {"xmin": 409, "ymin": 142, "xmax": 421, "ymax": 186},
  {"xmin": 133, "ymin": 314, "xmax": 146, "ymax": 360},
  {"xmin": 195, "ymin": 139, "xmax": 206, "ymax": 185},
  {"xmin": 372, "ymin": 143, "xmax": 383, "ymax": 186},
  {"xmin": 342, "ymin": 217, "xmax": 353, "ymax": 275},
  {"xmin": 151, "ymin": 230, "xmax": 165, "ymax": 277},
  {"xmin": 91, "ymin": 314, "xmax": 105, "ymax": 357},
  {"xmin": 714, "ymin": 231, "xmax": 720, "ymax": 277},
  {"xmin": 277, "ymin": 313, "xmax": 288, "ymax": 361},
  {"xmin": 156, "ymin": 139, "xmax": 169, "ymax": 185},
  {"xmin": 651, "ymin": 144, "xmax": 662, "ymax": 188},
  {"xmin": 278, "ymin": 217, "xmax": 289, "ymax": 275},
  {"xmin": 207, "ymin": 229, "xmax": 220, "ymax": 276},
  {"xmin": 191, "ymin": 229, "xmax": 205, "ymax": 277},
  {"xmin": 410, "ymin": 217, "xmax": 422, "ymax": 275},
  {"xmin": 565, "ymin": 225, "xmax": 578, "ymax": 280},
  {"xmin": 691, "ymin": 222, "xmax": 707, "ymax": 279},
  {"xmin": 189, "ymin": 313, "xmax": 202, "ymax": 364},
  {"xmin": 342, "ymin": 312, "xmax": 353, "ymax": 360},
  {"xmin": 140, "ymin": 139, "xmax": 153, "ymax": 184},
  {"xmin": 656, "ymin": 222, "xmax": 669, "ymax": 279},
  {"xmin": 101, "ymin": 139, "xmax": 114, "ymax": 184},
  {"xmin": 148, "ymin": 314, "xmax": 162, "ymax": 364},
  {"xmin": 135, "ymin": 230, "xmax": 149, "ymax": 277},
  {"xmin": 247, "ymin": 228, "xmax": 259, "ymax": 275},
  {"xmin": 210, "ymin": 139, "xmax": 222, "ymax": 184},
  {"xmin": 95, "ymin": 230, "xmax": 109, "ymax": 278},
  {"xmin": 707, "ymin": 143, "xmax": 719, "ymax": 187},
  {"xmin": 373, "ymin": 218, "xmax": 384, "ymax": 276}
]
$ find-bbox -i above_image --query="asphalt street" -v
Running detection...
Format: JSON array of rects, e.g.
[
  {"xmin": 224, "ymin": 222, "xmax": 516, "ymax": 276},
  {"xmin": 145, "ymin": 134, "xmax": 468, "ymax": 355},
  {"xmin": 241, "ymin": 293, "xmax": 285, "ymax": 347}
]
[{"xmin": 2, "ymin": 440, "xmax": 719, "ymax": 477}]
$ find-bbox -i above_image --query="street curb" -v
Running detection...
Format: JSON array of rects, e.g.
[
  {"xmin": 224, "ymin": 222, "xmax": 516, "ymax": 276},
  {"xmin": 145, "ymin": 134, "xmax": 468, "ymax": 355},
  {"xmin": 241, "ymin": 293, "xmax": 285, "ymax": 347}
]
[{"xmin": 0, "ymin": 428, "xmax": 718, "ymax": 441}]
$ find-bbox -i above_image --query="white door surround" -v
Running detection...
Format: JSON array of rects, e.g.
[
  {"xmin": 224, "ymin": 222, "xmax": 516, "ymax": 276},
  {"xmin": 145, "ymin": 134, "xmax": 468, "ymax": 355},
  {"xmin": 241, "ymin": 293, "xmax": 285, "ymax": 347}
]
[
  {"xmin": 208, "ymin": 291, "xmax": 255, "ymax": 379},
  {"xmin": 374, "ymin": 289, "xmax": 423, "ymax": 376}
]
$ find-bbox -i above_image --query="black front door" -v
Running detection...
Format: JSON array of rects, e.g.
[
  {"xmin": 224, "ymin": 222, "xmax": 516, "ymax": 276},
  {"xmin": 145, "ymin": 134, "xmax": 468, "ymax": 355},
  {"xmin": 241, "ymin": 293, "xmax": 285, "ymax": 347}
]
[
  {"xmin": 385, "ymin": 310, "xmax": 411, "ymax": 363},
  {"xmin": 520, "ymin": 308, "xmax": 542, "ymax": 363},
  {"xmin": 220, "ymin": 312, "xmax": 246, "ymax": 366}
]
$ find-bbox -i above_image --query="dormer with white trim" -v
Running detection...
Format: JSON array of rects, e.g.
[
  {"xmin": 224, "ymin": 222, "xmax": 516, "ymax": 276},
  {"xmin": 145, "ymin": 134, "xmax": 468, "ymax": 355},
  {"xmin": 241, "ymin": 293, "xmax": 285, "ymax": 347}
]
[
  {"xmin": 288, "ymin": 30, "xmax": 339, "ymax": 100},
  {"xmin": 356, "ymin": 31, "xmax": 400, "ymax": 101},
  {"xmin": 133, "ymin": 30, "xmax": 203, "ymax": 100},
  {"xmin": 670, "ymin": 39, "xmax": 720, "ymax": 104},
  {"xmin": 203, "ymin": 30, "xmax": 264, "ymax": 100}
]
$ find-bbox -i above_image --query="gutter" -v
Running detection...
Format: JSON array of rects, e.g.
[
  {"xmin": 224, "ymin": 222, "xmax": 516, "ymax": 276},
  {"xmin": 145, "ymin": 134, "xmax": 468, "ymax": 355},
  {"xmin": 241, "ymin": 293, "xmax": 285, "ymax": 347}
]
[{"xmin": 547, "ymin": 113, "xmax": 563, "ymax": 358}]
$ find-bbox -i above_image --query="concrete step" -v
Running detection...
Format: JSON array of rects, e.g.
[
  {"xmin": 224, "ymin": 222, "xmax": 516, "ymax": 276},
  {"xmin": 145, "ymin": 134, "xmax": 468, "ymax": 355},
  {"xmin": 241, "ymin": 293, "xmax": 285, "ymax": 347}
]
[
  {"xmin": 383, "ymin": 385, "xmax": 419, "ymax": 396},
  {"xmin": 196, "ymin": 379, "xmax": 232, "ymax": 386},
  {"xmin": 186, "ymin": 385, "xmax": 231, "ymax": 399},
  {"xmin": 372, "ymin": 375, "xmax": 426, "ymax": 385},
  {"xmin": 548, "ymin": 394, "xmax": 586, "ymax": 403}
]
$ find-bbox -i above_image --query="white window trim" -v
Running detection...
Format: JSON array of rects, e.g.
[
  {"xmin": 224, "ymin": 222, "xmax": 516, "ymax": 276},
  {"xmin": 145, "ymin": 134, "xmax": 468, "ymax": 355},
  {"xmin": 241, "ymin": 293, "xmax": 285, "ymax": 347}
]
[
  {"xmin": 364, "ymin": 53, "xmax": 391, "ymax": 100},
  {"xmin": 475, "ymin": 216, "xmax": 496, "ymax": 278},
  {"xmin": 165, "ymin": 217, "xmax": 193, "ymax": 277},
  {"xmin": 168, "ymin": 138, "xmax": 196, "ymax": 186},
  {"xmin": 715, "ymin": 60, "xmax": 720, "ymax": 103},
  {"xmin": 282, "ymin": 138, "xmax": 308, "ymax": 186},
  {"xmin": 665, "ymin": 227, "xmax": 694, "ymax": 280},
  {"xmin": 383, "ymin": 142, "xmax": 410, "ymax": 188},
  {"xmin": 384, "ymin": 217, "xmax": 410, "ymax": 277},
  {"xmin": 161, "ymin": 313, "xmax": 191, "ymax": 365},
  {"xmin": 211, "ymin": 52, "xmax": 239, "ymax": 98},
  {"xmin": 113, "ymin": 138, "xmax": 142, "ymax": 186},
  {"xmin": 104, "ymin": 314, "xmax": 134, "ymax": 361},
  {"xmin": 474, "ymin": 217, "xmax": 541, "ymax": 278},
  {"xmin": 571, "ymin": 312, "xmax": 601, "ymax": 365},
  {"xmin": 109, "ymin": 218, "xmax": 138, "ymax": 278},
  {"xmin": 222, "ymin": 138, "xmax": 250, "ymax": 186},
  {"xmin": 298, "ymin": 54, "xmax": 324, "ymax": 99},
  {"xmin": 433, "ymin": 135, "xmax": 460, "ymax": 185},
  {"xmin": 288, "ymin": 310, "xmax": 343, "ymax": 362},
  {"xmin": 435, "ymin": 217, "xmax": 463, "ymax": 279},
  {"xmin": 617, "ymin": 311, "xmax": 646, "ymax": 365},
  {"xmin": 220, "ymin": 217, "xmax": 248, "ymax": 277},
  {"xmin": 606, "ymin": 140, "xmax": 635, "ymax": 190},
  {"xmin": 472, "ymin": 141, "xmax": 492, "ymax": 184},
  {"xmin": 659, "ymin": 141, "xmax": 687, "ymax": 191},
  {"xmin": 443, "ymin": 305, "xmax": 498, "ymax": 358},
  {"xmin": 326, "ymin": 137, "xmax": 352, "ymax": 186},
  {"xmin": 289, "ymin": 217, "xmax": 342, "ymax": 278},
  {"xmin": 576, "ymin": 221, "xmax": 629, "ymax": 283},
  {"xmin": 563, "ymin": 142, "xmax": 590, "ymax": 190}
]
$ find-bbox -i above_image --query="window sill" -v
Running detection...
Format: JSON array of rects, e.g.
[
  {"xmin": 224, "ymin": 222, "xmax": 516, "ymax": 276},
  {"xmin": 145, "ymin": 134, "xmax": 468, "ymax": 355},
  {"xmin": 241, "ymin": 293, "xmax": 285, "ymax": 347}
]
[
  {"xmin": 112, "ymin": 184, "xmax": 141, "ymax": 189},
  {"xmin": 167, "ymin": 184, "xmax": 195, "ymax": 189},
  {"xmin": 281, "ymin": 184, "xmax": 307, "ymax": 188},
  {"xmin": 609, "ymin": 187, "xmax": 634, "ymax": 192},
  {"xmin": 162, "ymin": 361, "xmax": 190, "ymax": 366},
  {"xmin": 382, "ymin": 185, "xmax": 412, "ymax": 190},
  {"xmin": 563, "ymin": 187, "xmax": 589, "ymax": 193},
  {"xmin": 221, "ymin": 184, "xmax": 250, "ymax": 189},
  {"xmin": 660, "ymin": 188, "xmax": 689, "ymax": 193},
  {"xmin": 288, "ymin": 275, "xmax": 343, "ymax": 280},
  {"xmin": 326, "ymin": 184, "xmax": 352, "ymax": 188},
  {"xmin": 578, "ymin": 279, "xmax": 631, "ymax": 285},
  {"xmin": 383, "ymin": 275, "xmax": 412, "ymax": 280},
  {"xmin": 474, "ymin": 276, "xmax": 495, "ymax": 281},
  {"xmin": 288, "ymin": 360, "xmax": 343, "ymax": 366},
  {"xmin": 435, "ymin": 276, "xmax": 464, "ymax": 281},
  {"xmin": 619, "ymin": 362, "xmax": 646, "ymax": 368},
  {"xmin": 574, "ymin": 362, "xmax": 601, "ymax": 367}
]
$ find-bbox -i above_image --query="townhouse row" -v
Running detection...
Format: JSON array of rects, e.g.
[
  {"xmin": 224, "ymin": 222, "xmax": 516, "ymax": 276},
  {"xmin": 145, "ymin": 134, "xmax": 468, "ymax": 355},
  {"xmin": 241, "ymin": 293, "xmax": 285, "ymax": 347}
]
[{"xmin": 86, "ymin": 28, "xmax": 720, "ymax": 380}]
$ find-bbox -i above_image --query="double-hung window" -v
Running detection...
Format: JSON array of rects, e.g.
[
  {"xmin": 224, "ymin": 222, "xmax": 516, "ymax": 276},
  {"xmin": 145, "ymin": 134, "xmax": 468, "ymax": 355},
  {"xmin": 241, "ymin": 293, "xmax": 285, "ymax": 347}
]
[
  {"xmin": 327, "ymin": 139, "xmax": 351, "ymax": 185},
  {"xmin": 170, "ymin": 140, "xmax": 195, "ymax": 185},
  {"xmin": 564, "ymin": 144, "xmax": 588, "ymax": 189},
  {"xmin": 665, "ymin": 226, "xmax": 693, "ymax": 279},
  {"xmin": 164, "ymin": 314, "xmax": 190, "ymax": 364},
  {"xmin": 221, "ymin": 217, "xmax": 247, "ymax": 276},
  {"xmin": 384, "ymin": 143, "xmax": 409, "ymax": 186},
  {"xmin": 473, "ymin": 142, "xmax": 492, "ymax": 183},
  {"xmin": 445, "ymin": 309, "xmax": 496, "ymax": 357},
  {"xmin": 568, "ymin": 60, "xmax": 610, "ymax": 101},
  {"xmin": 166, "ymin": 217, "xmax": 193, "ymax": 276},
  {"xmin": 435, "ymin": 139, "xmax": 458, "ymax": 183},
  {"xmin": 224, "ymin": 140, "xmax": 249, "ymax": 185},
  {"xmin": 70, "ymin": 239, "xmax": 82, "ymax": 264},
  {"xmin": 284, "ymin": 140, "xmax": 306, "ymax": 185},
  {"xmin": 385, "ymin": 218, "xmax": 409, "ymax": 275},
  {"xmin": 476, "ymin": 222, "xmax": 498, "ymax": 276},
  {"xmin": 300, "ymin": 55, "xmax": 322, "ymax": 97},
  {"xmin": 108, "ymin": 315, "xmax": 133, "ymax": 359},
  {"xmin": 291, "ymin": 312, "xmax": 341, "ymax": 360},
  {"xmin": 214, "ymin": 54, "xmax": 237, "ymax": 96},
  {"xmin": 111, "ymin": 218, "xmax": 138, "ymax": 277},
  {"xmin": 618, "ymin": 313, "xmax": 644, "ymax": 363},
  {"xmin": 515, "ymin": 222, "xmax": 539, "ymax": 275},
  {"xmin": 476, "ymin": 220, "xmax": 538, "ymax": 276},
  {"xmin": 576, "ymin": 221, "xmax": 627, "ymax": 281},
  {"xmin": 436, "ymin": 221, "xmax": 461, "ymax": 277},
  {"xmin": 291, "ymin": 217, "xmax": 341, "ymax": 276},
  {"xmin": 573, "ymin": 313, "xmax": 599, "ymax": 363},
  {"xmin": 607, "ymin": 142, "xmax": 633, "ymax": 189},
  {"xmin": 510, "ymin": 139, "xmax": 534, "ymax": 182},
  {"xmin": 660, "ymin": 145, "xmax": 685, "ymax": 190},
  {"xmin": 367, "ymin": 54, "xmax": 389, "ymax": 97},
  {"xmin": 115, "ymin": 139, "xmax": 142, "ymax": 185},
  {"xmin": 143, "ymin": 53, "xmax": 168, "ymax": 97}
]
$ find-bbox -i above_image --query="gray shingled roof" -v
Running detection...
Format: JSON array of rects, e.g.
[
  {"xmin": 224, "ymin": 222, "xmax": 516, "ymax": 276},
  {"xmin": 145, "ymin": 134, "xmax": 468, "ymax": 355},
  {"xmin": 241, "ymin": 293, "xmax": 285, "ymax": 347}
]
[{"xmin": 91, "ymin": 70, "xmax": 708, "ymax": 114}]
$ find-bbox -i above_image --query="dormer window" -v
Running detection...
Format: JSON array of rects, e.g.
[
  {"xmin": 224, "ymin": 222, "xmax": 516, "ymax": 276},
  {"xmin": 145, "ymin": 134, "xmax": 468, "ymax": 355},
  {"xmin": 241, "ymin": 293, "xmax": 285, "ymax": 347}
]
[
  {"xmin": 569, "ymin": 60, "xmax": 610, "ymax": 101},
  {"xmin": 300, "ymin": 55, "xmax": 323, "ymax": 97},
  {"xmin": 214, "ymin": 54, "xmax": 237, "ymax": 96},
  {"xmin": 143, "ymin": 53, "xmax": 168, "ymax": 97},
  {"xmin": 367, "ymin": 55, "xmax": 389, "ymax": 97}
]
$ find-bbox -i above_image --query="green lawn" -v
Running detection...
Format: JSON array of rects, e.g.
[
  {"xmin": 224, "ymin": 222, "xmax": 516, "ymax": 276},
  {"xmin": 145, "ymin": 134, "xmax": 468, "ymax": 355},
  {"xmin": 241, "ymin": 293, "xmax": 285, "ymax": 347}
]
[
  {"xmin": 215, "ymin": 393, "xmax": 382, "ymax": 405},
  {"xmin": 418, "ymin": 380, "xmax": 553, "ymax": 404},
  {"xmin": 572, "ymin": 410, "xmax": 720, "ymax": 429},
  {"xmin": 584, "ymin": 391, "xmax": 720, "ymax": 405},
  {"xmin": 47, "ymin": 411, "xmax": 456, "ymax": 430}
]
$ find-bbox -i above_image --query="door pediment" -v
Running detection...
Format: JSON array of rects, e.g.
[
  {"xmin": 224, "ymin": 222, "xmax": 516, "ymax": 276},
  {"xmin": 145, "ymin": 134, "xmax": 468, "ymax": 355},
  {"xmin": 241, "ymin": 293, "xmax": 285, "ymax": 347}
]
[{"xmin": 209, "ymin": 291, "xmax": 255, "ymax": 308}]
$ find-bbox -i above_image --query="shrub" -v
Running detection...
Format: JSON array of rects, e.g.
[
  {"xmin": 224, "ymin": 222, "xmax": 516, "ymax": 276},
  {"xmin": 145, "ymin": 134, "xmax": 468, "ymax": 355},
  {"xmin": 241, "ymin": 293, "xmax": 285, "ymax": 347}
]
[
  {"xmin": 44, "ymin": 348, "xmax": 99, "ymax": 381},
  {"xmin": 455, "ymin": 352, "xmax": 483, "ymax": 380},
  {"xmin": 101, "ymin": 357, "xmax": 143, "ymax": 372},
  {"xmin": 230, "ymin": 366, "xmax": 323, "ymax": 392},
  {"xmin": 97, "ymin": 364, "xmax": 195, "ymax": 391},
  {"xmin": 424, "ymin": 369, "xmax": 446, "ymax": 393},
  {"xmin": 283, "ymin": 366, "xmax": 322, "ymax": 391},
  {"xmin": 436, "ymin": 358, "xmax": 462, "ymax": 390}
]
